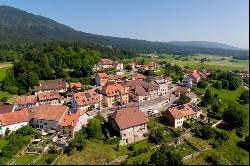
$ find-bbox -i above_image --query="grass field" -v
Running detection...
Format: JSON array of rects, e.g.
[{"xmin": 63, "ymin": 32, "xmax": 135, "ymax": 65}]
[
  {"xmin": 13, "ymin": 154, "xmax": 39, "ymax": 165},
  {"xmin": 0, "ymin": 63, "xmax": 13, "ymax": 81},
  {"xmin": 184, "ymin": 130, "xmax": 249, "ymax": 165},
  {"xmin": 34, "ymin": 153, "xmax": 59, "ymax": 165},
  {"xmin": 123, "ymin": 54, "xmax": 249, "ymax": 71}
]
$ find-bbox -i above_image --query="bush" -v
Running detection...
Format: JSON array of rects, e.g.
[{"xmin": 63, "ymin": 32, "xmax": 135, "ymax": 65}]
[
  {"xmin": 215, "ymin": 130, "xmax": 229, "ymax": 141},
  {"xmin": 45, "ymin": 156, "xmax": 55, "ymax": 164},
  {"xmin": 213, "ymin": 81, "xmax": 222, "ymax": 90},
  {"xmin": 239, "ymin": 91, "xmax": 249, "ymax": 104},
  {"xmin": 127, "ymin": 144, "xmax": 135, "ymax": 151},
  {"xmin": 197, "ymin": 80, "xmax": 208, "ymax": 89},
  {"xmin": 148, "ymin": 128, "xmax": 165, "ymax": 144},
  {"xmin": 235, "ymin": 127, "xmax": 244, "ymax": 138}
]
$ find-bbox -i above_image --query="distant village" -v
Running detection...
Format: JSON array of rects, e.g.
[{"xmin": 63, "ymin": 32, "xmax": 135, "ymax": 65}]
[{"xmin": 0, "ymin": 57, "xmax": 248, "ymax": 149}]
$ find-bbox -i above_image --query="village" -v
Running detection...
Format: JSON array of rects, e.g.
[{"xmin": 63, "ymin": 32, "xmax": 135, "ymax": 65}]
[{"xmin": 0, "ymin": 57, "xmax": 248, "ymax": 165}]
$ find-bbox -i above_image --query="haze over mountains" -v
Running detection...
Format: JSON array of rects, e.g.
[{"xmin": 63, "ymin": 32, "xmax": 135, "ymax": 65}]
[{"xmin": 0, "ymin": 6, "xmax": 248, "ymax": 59}]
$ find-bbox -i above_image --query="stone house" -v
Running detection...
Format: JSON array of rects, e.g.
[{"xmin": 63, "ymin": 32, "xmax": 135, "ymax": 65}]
[{"xmin": 108, "ymin": 107, "xmax": 148, "ymax": 145}]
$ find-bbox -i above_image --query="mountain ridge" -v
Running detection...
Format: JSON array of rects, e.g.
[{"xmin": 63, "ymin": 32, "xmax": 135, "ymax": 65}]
[{"xmin": 0, "ymin": 5, "xmax": 248, "ymax": 59}]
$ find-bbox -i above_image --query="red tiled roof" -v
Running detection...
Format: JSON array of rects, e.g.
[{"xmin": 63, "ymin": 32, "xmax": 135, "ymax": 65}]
[
  {"xmin": 0, "ymin": 102, "xmax": 14, "ymax": 114},
  {"xmin": 98, "ymin": 59, "xmax": 114, "ymax": 65},
  {"xmin": 110, "ymin": 107, "xmax": 147, "ymax": 130},
  {"xmin": 0, "ymin": 108, "xmax": 30, "ymax": 126},
  {"xmin": 31, "ymin": 105, "xmax": 67, "ymax": 122},
  {"xmin": 97, "ymin": 72, "xmax": 109, "ymax": 78},
  {"xmin": 174, "ymin": 87, "xmax": 190, "ymax": 95},
  {"xmin": 73, "ymin": 90, "xmax": 100, "ymax": 106},
  {"xmin": 69, "ymin": 82, "xmax": 82, "ymax": 89},
  {"xmin": 37, "ymin": 91, "xmax": 62, "ymax": 102},
  {"xmin": 102, "ymin": 81, "xmax": 127, "ymax": 97},
  {"xmin": 15, "ymin": 95, "xmax": 37, "ymax": 105},
  {"xmin": 34, "ymin": 80, "xmax": 67, "ymax": 92},
  {"xmin": 189, "ymin": 70, "xmax": 201, "ymax": 79},
  {"xmin": 133, "ymin": 73, "xmax": 145, "ymax": 79},
  {"xmin": 163, "ymin": 103, "xmax": 196, "ymax": 119},
  {"xmin": 59, "ymin": 111, "xmax": 80, "ymax": 127}
]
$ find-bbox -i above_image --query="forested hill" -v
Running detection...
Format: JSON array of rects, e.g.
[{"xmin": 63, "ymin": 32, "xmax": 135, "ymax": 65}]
[{"xmin": 0, "ymin": 6, "xmax": 249, "ymax": 59}]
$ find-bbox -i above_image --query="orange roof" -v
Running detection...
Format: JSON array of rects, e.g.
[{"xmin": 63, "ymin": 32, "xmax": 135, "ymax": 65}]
[
  {"xmin": 166, "ymin": 77, "xmax": 173, "ymax": 81},
  {"xmin": 37, "ymin": 91, "xmax": 62, "ymax": 101},
  {"xmin": 73, "ymin": 90, "xmax": 100, "ymax": 106},
  {"xmin": 189, "ymin": 70, "xmax": 201, "ymax": 79},
  {"xmin": 15, "ymin": 95, "xmax": 37, "ymax": 105},
  {"xmin": 31, "ymin": 105, "xmax": 67, "ymax": 122},
  {"xmin": 59, "ymin": 111, "xmax": 80, "ymax": 127},
  {"xmin": 102, "ymin": 81, "xmax": 127, "ymax": 97},
  {"xmin": 0, "ymin": 108, "xmax": 30, "ymax": 126},
  {"xmin": 163, "ymin": 103, "xmax": 196, "ymax": 119},
  {"xmin": 133, "ymin": 73, "xmax": 145, "ymax": 79},
  {"xmin": 110, "ymin": 107, "xmax": 147, "ymax": 130},
  {"xmin": 97, "ymin": 72, "xmax": 109, "ymax": 78},
  {"xmin": 69, "ymin": 82, "xmax": 82, "ymax": 89}
]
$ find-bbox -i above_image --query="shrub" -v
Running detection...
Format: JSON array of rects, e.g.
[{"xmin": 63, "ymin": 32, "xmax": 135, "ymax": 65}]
[
  {"xmin": 235, "ymin": 127, "xmax": 244, "ymax": 138},
  {"xmin": 45, "ymin": 156, "xmax": 55, "ymax": 164},
  {"xmin": 213, "ymin": 81, "xmax": 222, "ymax": 90},
  {"xmin": 148, "ymin": 128, "xmax": 164, "ymax": 144},
  {"xmin": 127, "ymin": 144, "xmax": 135, "ymax": 151},
  {"xmin": 197, "ymin": 80, "xmax": 208, "ymax": 89}
]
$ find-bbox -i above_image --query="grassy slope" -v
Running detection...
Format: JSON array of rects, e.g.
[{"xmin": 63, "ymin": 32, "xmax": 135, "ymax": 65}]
[
  {"xmin": 13, "ymin": 154, "xmax": 39, "ymax": 165},
  {"xmin": 185, "ymin": 85, "xmax": 249, "ymax": 165}
]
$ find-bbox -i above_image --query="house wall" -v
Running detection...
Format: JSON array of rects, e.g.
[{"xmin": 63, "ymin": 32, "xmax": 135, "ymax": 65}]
[
  {"xmin": 0, "ymin": 122, "xmax": 29, "ymax": 136},
  {"xmin": 14, "ymin": 103, "xmax": 38, "ymax": 111},
  {"xmin": 95, "ymin": 76, "xmax": 108, "ymax": 86},
  {"xmin": 108, "ymin": 117, "xmax": 147, "ymax": 146},
  {"xmin": 119, "ymin": 124, "xmax": 147, "ymax": 146},
  {"xmin": 31, "ymin": 119, "xmax": 58, "ymax": 132},
  {"xmin": 38, "ymin": 99, "xmax": 63, "ymax": 105}
]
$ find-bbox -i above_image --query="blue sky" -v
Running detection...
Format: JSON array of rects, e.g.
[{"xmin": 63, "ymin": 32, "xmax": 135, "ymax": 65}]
[{"xmin": 0, "ymin": 0, "xmax": 249, "ymax": 49}]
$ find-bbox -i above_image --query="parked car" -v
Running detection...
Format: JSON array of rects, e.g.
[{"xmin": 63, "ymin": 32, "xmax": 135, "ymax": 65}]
[{"xmin": 148, "ymin": 109, "xmax": 159, "ymax": 116}]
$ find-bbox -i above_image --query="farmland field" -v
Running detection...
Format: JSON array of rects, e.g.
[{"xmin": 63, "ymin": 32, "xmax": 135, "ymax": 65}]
[{"xmin": 123, "ymin": 54, "xmax": 249, "ymax": 71}]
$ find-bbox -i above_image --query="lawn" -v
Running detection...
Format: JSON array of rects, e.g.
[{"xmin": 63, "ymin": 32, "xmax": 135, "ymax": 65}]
[
  {"xmin": 0, "ymin": 92, "xmax": 15, "ymax": 103},
  {"xmin": 123, "ymin": 54, "xmax": 249, "ymax": 71},
  {"xmin": 13, "ymin": 154, "xmax": 39, "ymax": 165},
  {"xmin": 55, "ymin": 138, "xmax": 156, "ymax": 165},
  {"xmin": 0, "ymin": 63, "xmax": 13, "ymax": 81},
  {"xmin": 34, "ymin": 153, "xmax": 59, "ymax": 165},
  {"xmin": 55, "ymin": 140, "xmax": 118, "ymax": 165},
  {"xmin": 184, "ymin": 130, "xmax": 249, "ymax": 165}
]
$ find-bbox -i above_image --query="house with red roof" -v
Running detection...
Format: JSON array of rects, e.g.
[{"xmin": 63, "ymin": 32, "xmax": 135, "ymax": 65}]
[
  {"xmin": 71, "ymin": 90, "xmax": 101, "ymax": 111},
  {"xmin": 14, "ymin": 95, "xmax": 38, "ymax": 110},
  {"xmin": 101, "ymin": 81, "xmax": 129, "ymax": 108},
  {"xmin": 162, "ymin": 103, "xmax": 201, "ymax": 128},
  {"xmin": 0, "ymin": 108, "xmax": 30, "ymax": 136},
  {"xmin": 37, "ymin": 91, "xmax": 64, "ymax": 105},
  {"xmin": 108, "ymin": 107, "xmax": 148, "ymax": 145},
  {"xmin": 182, "ymin": 70, "xmax": 201, "ymax": 87},
  {"xmin": 95, "ymin": 72, "xmax": 109, "ymax": 86}
]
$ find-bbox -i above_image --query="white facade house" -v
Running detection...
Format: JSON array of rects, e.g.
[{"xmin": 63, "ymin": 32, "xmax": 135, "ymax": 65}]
[{"xmin": 0, "ymin": 108, "xmax": 30, "ymax": 136}]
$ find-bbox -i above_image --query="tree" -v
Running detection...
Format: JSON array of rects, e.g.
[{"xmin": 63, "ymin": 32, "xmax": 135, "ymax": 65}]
[
  {"xmin": 201, "ymin": 89, "xmax": 213, "ymax": 106},
  {"xmin": 175, "ymin": 96, "xmax": 190, "ymax": 105},
  {"xmin": 194, "ymin": 124, "xmax": 216, "ymax": 140},
  {"xmin": 239, "ymin": 91, "xmax": 249, "ymax": 104},
  {"xmin": 222, "ymin": 79, "xmax": 229, "ymax": 89},
  {"xmin": 222, "ymin": 105, "xmax": 246, "ymax": 129},
  {"xmin": 150, "ymin": 144, "xmax": 183, "ymax": 165},
  {"xmin": 213, "ymin": 81, "xmax": 222, "ymax": 90},
  {"xmin": 86, "ymin": 118, "xmax": 104, "ymax": 139},
  {"xmin": 197, "ymin": 80, "xmax": 208, "ymax": 89},
  {"xmin": 148, "ymin": 128, "xmax": 164, "ymax": 144},
  {"xmin": 125, "ymin": 64, "xmax": 132, "ymax": 71}
]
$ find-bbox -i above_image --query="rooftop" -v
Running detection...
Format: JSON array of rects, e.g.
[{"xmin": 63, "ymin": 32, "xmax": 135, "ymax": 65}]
[{"xmin": 109, "ymin": 107, "xmax": 147, "ymax": 130}]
